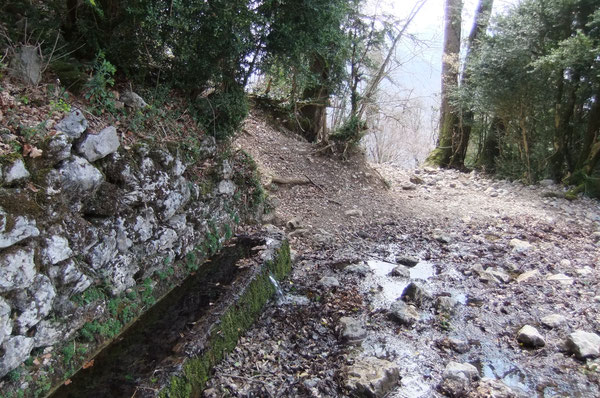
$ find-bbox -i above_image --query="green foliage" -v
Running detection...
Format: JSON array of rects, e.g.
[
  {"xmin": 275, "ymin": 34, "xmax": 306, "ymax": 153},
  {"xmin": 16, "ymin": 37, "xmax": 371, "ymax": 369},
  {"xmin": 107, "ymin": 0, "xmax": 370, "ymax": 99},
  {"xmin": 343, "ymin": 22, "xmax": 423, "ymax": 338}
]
[
  {"xmin": 84, "ymin": 52, "xmax": 116, "ymax": 114},
  {"xmin": 192, "ymin": 88, "xmax": 249, "ymax": 141},
  {"xmin": 330, "ymin": 115, "xmax": 367, "ymax": 146}
]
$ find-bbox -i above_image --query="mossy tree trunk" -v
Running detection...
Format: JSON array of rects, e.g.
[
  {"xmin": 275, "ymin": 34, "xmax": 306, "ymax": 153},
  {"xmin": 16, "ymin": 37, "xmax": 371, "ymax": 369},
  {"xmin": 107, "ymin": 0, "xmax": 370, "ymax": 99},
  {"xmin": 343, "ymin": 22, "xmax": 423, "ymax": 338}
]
[{"xmin": 299, "ymin": 54, "xmax": 329, "ymax": 142}]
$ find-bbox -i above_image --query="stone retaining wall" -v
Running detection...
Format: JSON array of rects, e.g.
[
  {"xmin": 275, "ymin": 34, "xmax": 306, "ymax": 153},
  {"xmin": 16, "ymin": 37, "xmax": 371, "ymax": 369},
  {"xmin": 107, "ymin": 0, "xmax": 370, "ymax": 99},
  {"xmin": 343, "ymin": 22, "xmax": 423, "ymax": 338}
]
[{"xmin": 0, "ymin": 109, "xmax": 264, "ymax": 396}]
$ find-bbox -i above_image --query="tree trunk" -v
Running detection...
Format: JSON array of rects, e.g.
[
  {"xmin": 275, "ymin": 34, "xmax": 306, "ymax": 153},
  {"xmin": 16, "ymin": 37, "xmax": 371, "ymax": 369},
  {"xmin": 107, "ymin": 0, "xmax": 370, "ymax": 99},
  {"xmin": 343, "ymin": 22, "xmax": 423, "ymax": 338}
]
[
  {"xmin": 451, "ymin": 0, "xmax": 494, "ymax": 167},
  {"xmin": 426, "ymin": 0, "xmax": 463, "ymax": 167},
  {"xmin": 476, "ymin": 116, "xmax": 503, "ymax": 172},
  {"xmin": 299, "ymin": 54, "xmax": 329, "ymax": 142}
]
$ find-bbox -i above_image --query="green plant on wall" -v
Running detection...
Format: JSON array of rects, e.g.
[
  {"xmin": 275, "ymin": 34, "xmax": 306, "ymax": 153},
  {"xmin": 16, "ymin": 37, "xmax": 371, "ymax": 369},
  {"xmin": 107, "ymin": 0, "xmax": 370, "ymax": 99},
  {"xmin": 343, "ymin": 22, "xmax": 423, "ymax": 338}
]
[{"xmin": 84, "ymin": 51, "xmax": 116, "ymax": 114}]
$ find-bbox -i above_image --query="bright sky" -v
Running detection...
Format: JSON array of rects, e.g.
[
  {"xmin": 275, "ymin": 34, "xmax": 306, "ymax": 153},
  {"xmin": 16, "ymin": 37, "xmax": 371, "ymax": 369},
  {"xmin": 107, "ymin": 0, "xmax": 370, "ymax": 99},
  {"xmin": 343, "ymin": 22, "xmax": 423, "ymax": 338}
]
[{"xmin": 368, "ymin": 0, "xmax": 521, "ymax": 111}]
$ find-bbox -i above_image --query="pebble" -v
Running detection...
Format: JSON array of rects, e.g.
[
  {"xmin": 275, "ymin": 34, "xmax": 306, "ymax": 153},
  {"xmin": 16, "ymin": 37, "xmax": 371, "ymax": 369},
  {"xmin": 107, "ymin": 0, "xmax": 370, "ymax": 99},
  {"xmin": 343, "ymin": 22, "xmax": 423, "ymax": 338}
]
[
  {"xmin": 318, "ymin": 276, "xmax": 340, "ymax": 289},
  {"xmin": 388, "ymin": 301, "xmax": 419, "ymax": 326},
  {"xmin": 546, "ymin": 273, "xmax": 574, "ymax": 285},
  {"xmin": 541, "ymin": 314, "xmax": 566, "ymax": 329},
  {"xmin": 516, "ymin": 269, "xmax": 541, "ymax": 283},
  {"xmin": 396, "ymin": 255, "xmax": 419, "ymax": 267},
  {"xmin": 389, "ymin": 265, "xmax": 410, "ymax": 278},
  {"xmin": 345, "ymin": 357, "xmax": 400, "ymax": 398},
  {"xmin": 339, "ymin": 317, "xmax": 367, "ymax": 344}
]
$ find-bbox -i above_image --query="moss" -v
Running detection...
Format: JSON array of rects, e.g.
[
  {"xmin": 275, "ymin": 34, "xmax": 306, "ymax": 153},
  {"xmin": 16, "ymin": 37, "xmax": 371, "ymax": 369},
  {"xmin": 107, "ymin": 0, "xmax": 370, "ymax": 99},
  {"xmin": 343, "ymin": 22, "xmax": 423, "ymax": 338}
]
[
  {"xmin": 159, "ymin": 241, "xmax": 291, "ymax": 397},
  {"xmin": 0, "ymin": 190, "xmax": 44, "ymax": 218}
]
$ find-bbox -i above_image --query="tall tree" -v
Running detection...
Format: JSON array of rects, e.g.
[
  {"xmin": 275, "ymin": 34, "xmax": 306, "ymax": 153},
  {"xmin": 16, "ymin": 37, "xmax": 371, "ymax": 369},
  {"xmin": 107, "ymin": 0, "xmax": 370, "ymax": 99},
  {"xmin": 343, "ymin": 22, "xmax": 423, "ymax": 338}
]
[{"xmin": 425, "ymin": 0, "xmax": 463, "ymax": 167}]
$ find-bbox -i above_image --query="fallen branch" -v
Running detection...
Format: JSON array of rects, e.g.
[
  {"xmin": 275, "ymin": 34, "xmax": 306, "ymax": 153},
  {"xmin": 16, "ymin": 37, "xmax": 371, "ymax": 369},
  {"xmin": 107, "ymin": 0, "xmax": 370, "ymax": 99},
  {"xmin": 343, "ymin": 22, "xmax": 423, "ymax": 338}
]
[{"xmin": 271, "ymin": 176, "xmax": 310, "ymax": 185}]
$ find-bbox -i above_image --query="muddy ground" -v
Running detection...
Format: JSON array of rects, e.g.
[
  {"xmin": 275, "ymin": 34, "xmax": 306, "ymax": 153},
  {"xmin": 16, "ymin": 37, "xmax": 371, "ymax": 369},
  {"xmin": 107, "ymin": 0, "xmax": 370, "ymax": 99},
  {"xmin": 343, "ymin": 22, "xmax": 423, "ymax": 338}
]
[{"xmin": 204, "ymin": 109, "xmax": 600, "ymax": 397}]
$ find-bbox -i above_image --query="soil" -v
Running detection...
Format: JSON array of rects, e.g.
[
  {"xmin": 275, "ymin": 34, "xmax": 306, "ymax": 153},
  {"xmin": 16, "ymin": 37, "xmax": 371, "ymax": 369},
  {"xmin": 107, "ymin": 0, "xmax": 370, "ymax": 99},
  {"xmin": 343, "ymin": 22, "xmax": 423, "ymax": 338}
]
[{"xmin": 205, "ymin": 108, "xmax": 600, "ymax": 397}]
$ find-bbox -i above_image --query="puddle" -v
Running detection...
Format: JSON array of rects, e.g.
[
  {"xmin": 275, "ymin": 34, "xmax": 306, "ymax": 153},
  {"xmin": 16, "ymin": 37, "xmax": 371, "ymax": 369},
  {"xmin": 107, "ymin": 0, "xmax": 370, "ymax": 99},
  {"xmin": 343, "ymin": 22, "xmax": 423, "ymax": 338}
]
[
  {"xmin": 367, "ymin": 259, "xmax": 435, "ymax": 306},
  {"xmin": 478, "ymin": 357, "xmax": 531, "ymax": 394},
  {"xmin": 51, "ymin": 236, "xmax": 261, "ymax": 398}
]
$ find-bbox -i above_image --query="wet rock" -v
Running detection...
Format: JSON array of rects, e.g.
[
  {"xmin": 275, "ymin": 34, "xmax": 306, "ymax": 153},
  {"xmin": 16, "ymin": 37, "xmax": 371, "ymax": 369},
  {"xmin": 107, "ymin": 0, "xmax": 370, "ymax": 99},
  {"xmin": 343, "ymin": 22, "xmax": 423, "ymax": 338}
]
[
  {"xmin": 42, "ymin": 235, "xmax": 73, "ymax": 265},
  {"xmin": 0, "ymin": 247, "xmax": 37, "ymax": 293},
  {"xmin": 0, "ymin": 209, "xmax": 40, "ymax": 249},
  {"xmin": 339, "ymin": 316, "xmax": 367, "ymax": 343},
  {"xmin": 541, "ymin": 314, "xmax": 566, "ymax": 329},
  {"xmin": 401, "ymin": 282, "xmax": 430, "ymax": 306},
  {"xmin": 516, "ymin": 269, "xmax": 541, "ymax": 283},
  {"xmin": 346, "ymin": 263, "xmax": 371, "ymax": 277},
  {"xmin": 546, "ymin": 273, "xmax": 574, "ymax": 285},
  {"xmin": 0, "ymin": 297, "xmax": 12, "ymax": 345},
  {"xmin": 4, "ymin": 158, "xmax": 30, "ymax": 183},
  {"xmin": 473, "ymin": 379, "xmax": 518, "ymax": 398},
  {"xmin": 509, "ymin": 239, "xmax": 532, "ymax": 253},
  {"xmin": 566, "ymin": 331, "xmax": 600, "ymax": 359},
  {"xmin": 121, "ymin": 91, "xmax": 148, "ymax": 108},
  {"xmin": 517, "ymin": 325, "xmax": 546, "ymax": 348},
  {"xmin": 55, "ymin": 109, "xmax": 88, "ymax": 139},
  {"xmin": 388, "ymin": 301, "xmax": 419, "ymax": 326},
  {"xmin": 435, "ymin": 296, "xmax": 459, "ymax": 315},
  {"xmin": 345, "ymin": 357, "xmax": 400, "ymax": 398},
  {"xmin": 396, "ymin": 255, "xmax": 419, "ymax": 267},
  {"xmin": 319, "ymin": 276, "xmax": 340, "ymax": 289},
  {"xmin": 16, "ymin": 275, "xmax": 56, "ymax": 333},
  {"xmin": 389, "ymin": 265, "xmax": 410, "ymax": 278},
  {"xmin": 443, "ymin": 361, "xmax": 479, "ymax": 382},
  {"xmin": 0, "ymin": 336, "xmax": 34, "ymax": 378},
  {"xmin": 345, "ymin": 209, "xmax": 363, "ymax": 217},
  {"xmin": 77, "ymin": 126, "xmax": 120, "ymax": 162}
]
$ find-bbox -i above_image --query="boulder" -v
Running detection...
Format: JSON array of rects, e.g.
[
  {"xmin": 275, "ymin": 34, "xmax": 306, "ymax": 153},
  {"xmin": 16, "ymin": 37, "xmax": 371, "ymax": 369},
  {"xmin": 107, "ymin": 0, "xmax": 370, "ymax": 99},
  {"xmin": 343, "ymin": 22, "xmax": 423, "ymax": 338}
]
[
  {"xmin": 77, "ymin": 126, "xmax": 120, "ymax": 162},
  {"xmin": 401, "ymin": 282, "xmax": 430, "ymax": 306},
  {"xmin": 345, "ymin": 357, "xmax": 400, "ymax": 398},
  {"xmin": 0, "ymin": 336, "xmax": 34, "ymax": 378},
  {"xmin": 0, "ymin": 208, "xmax": 40, "ymax": 249},
  {"xmin": 55, "ymin": 109, "xmax": 88, "ymax": 139},
  {"xmin": 0, "ymin": 247, "xmax": 37, "ymax": 293},
  {"xmin": 121, "ymin": 91, "xmax": 148, "ymax": 108},
  {"xmin": 566, "ymin": 331, "xmax": 600, "ymax": 359},
  {"xmin": 517, "ymin": 325, "xmax": 546, "ymax": 348},
  {"xmin": 45, "ymin": 133, "xmax": 72, "ymax": 165},
  {"xmin": 51, "ymin": 156, "xmax": 104, "ymax": 194}
]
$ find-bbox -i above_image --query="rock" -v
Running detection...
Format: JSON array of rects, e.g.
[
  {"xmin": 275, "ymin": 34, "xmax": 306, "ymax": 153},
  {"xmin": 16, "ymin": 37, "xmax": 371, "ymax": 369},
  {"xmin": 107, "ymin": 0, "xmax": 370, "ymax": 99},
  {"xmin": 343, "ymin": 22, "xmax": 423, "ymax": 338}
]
[
  {"xmin": 345, "ymin": 357, "xmax": 400, "ymax": 398},
  {"xmin": 402, "ymin": 184, "xmax": 417, "ymax": 191},
  {"xmin": 541, "ymin": 314, "xmax": 566, "ymax": 329},
  {"xmin": 443, "ymin": 361, "xmax": 479, "ymax": 382},
  {"xmin": 516, "ymin": 269, "xmax": 541, "ymax": 283},
  {"xmin": 435, "ymin": 296, "xmax": 459, "ymax": 315},
  {"xmin": 4, "ymin": 159, "xmax": 30, "ymax": 183},
  {"xmin": 52, "ymin": 156, "xmax": 104, "ymax": 195},
  {"xmin": 319, "ymin": 276, "xmax": 340, "ymax": 289},
  {"xmin": 539, "ymin": 179, "xmax": 555, "ymax": 187},
  {"xmin": 0, "ymin": 336, "xmax": 34, "ymax": 378},
  {"xmin": 389, "ymin": 265, "xmax": 410, "ymax": 278},
  {"xmin": 121, "ymin": 91, "xmax": 148, "ymax": 108},
  {"xmin": 575, "ymin": 266, "xmax": 593, "ymax": 276},
  {"xmin": 218, "ymin": 180, "xmax": 236, "ymax": 196},
  {"xmin": 0, "ymin": 297, "xmax": 12, "ymax": 345},
  {"xmin": 42, "ymin": 235, "xmax": 73, "ymax": 265},
  {"xmin": 0, "ymin": 247, "xmax": 37, "ymax": 293},
  {"xmin": 0, "ymin": 208, "xmax": 40, "ymax": 249},
  {"xmin": 88, "ymin": 232, "xmax": 118, "ymax": 269},
  {"xmin": 480, "ymin": 268, "xmax": 511, "ymax": 284},
  {"xmin": 10, "ymin": 45, "xmax": 42, "ymax": 85},
  {"xmin": 49, "ymin": 260, "xmax": 92, "ymax": 296},
  {"xmin": 345, "ymin": 209, "xmax": 363, "ymax": 217},
  {"xmin": 410, "ymin": 175, "xmax": 424, "ymax": 184},
  {"xmin": 396, "ymin": 255, "xmax": 419, "ymax": 267},
  {"xmin": 517, "ymin": 325, "xmax": 546, "ymax": 348},
  {"xmin": 433, "ymin": 231, "xmax": 452, "ymax": 244},
  {"xmin": 566, "ymin": 331, "xmax": 600, "ymax": 359},
  {"xmin": 345, "ymin": 263, "xmax": 371, "ymax": 277},
  {"xmin": 339, "ymin": 317, "xmax": 367, "ymax": 343},
  {"xmin": 473, "ymin": 379, "xmax": 518, "ymax": 398},
  {"xmin": 33, "ymin": 320, "xmax": 69, "ymax": 348},
  {"xmin": 509, "ymin": 239, "xmax": 532, "ymax": 253},
  {"xmin": 546, "ymin": 273, "xmax": 574, "ymax": 285},
  {"xmin": 77, "ymin": 126, "xmax": 120, "ymax": 162},
  {"xmin": 286, "ymin": 217, "xmax": 302, "ymax": 230},
  {"xmin": 55, "ymin": 109, "xmax": 88, "ymax": 139},
  {"xmin": 401, "ymin": 282, "xmax": 429, "ymax": 306},
  {"xmin": 448, "ymin": 337, "xmax": 470, "ymax": 354},
  {"xmin": 16, "ymin": 275, "xmax": 56, "ymax": 333},
  {"xmin": 388, "ymin": 301, "xmax": 419, "ymax": 326}
]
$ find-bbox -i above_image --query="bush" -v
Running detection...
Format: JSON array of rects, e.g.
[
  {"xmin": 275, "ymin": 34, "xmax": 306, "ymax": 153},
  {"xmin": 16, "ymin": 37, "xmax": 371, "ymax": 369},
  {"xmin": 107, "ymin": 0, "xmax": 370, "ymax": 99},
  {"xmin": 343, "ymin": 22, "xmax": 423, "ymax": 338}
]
[
  {"xmin": 192, "ymin": 88, "xmax": 248, "ymax": 141},
  {"xmin": 330, "ymin": 115, "xmax": 368, "ymax": 146}
]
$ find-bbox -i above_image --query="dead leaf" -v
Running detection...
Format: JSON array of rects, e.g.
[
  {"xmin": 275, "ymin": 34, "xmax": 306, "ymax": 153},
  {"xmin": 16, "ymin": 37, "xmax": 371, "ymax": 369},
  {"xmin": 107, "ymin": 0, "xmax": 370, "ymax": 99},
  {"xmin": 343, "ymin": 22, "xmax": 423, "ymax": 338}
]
[
  {"xmin": 26, "ymin": 182, "xmax": 40, "ymax": 193},
  {"xmin": 64, "ymin": 379, "xmax": 72, "ymax": 386},
  {"xmin": 82, "ymin": 359, "xmax": 95, "ymax": 369},
  {"xmin": 32, "ymin": 358, "xmax": 41, "ymax": 366},
  {"xmin": 29, "ymin": 146, "xmax": 43, "ymax": 158}
]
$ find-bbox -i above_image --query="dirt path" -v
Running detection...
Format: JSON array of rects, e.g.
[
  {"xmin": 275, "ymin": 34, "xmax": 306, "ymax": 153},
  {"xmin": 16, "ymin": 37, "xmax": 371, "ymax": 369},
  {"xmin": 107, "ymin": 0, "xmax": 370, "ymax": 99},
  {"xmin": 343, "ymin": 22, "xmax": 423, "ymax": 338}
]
[{"xmin": 205, "ymin": 109, "xmax": 600, "ymax": 397}]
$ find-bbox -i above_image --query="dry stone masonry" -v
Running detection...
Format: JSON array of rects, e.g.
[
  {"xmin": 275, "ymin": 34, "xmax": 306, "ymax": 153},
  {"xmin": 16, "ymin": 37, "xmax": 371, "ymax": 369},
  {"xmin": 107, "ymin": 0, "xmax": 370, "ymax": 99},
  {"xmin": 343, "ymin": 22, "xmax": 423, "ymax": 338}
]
[{"xmin": 0, "ymin": 109, "xmax": 259, "ymax": 384}]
